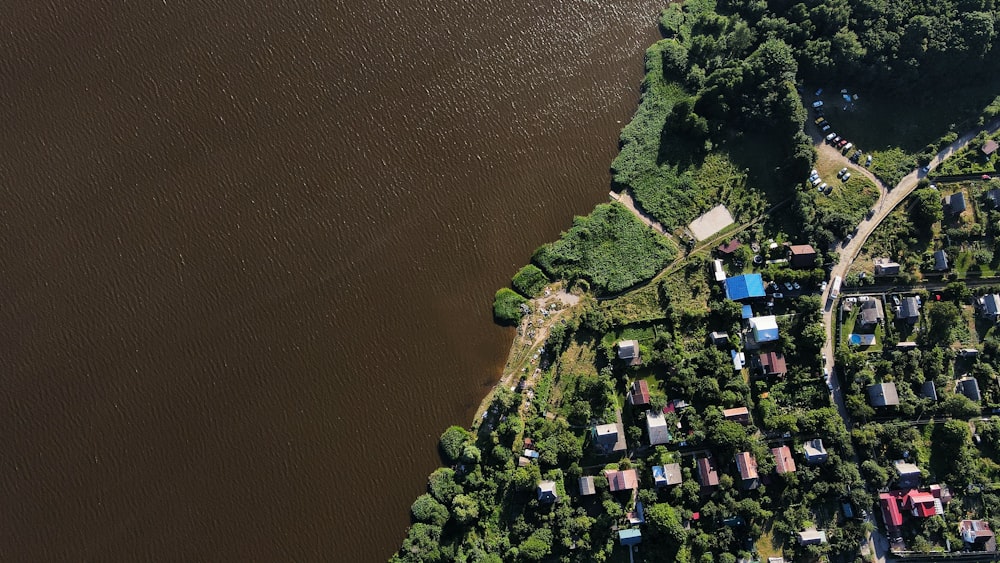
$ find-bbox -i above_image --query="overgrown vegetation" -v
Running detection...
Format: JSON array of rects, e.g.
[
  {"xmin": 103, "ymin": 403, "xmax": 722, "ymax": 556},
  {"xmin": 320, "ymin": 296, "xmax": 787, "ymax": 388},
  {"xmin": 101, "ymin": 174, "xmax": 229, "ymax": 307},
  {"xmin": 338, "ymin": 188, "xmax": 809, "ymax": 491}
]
[
  {"xmin": 532, "ymin": 203, "xmax": 678, "ymax": 295},
  {"xmin": 493, "ymin": 288, "xmax": 527, "ymax": 325},
  {"xmin": 511, "ymin": 264, "xmax": 549, "ymax": 298}
]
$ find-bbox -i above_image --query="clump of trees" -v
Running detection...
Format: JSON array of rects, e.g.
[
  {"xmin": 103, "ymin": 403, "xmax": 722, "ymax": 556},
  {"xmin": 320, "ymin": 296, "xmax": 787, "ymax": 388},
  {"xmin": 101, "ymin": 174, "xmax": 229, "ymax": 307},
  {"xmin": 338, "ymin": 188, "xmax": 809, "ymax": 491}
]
[
  {"xmin": 492, "ymin": 288, "xmax": 527, "ymax": 325},
  {"xmin": 511, "ymin": 265, "xmax": 549, "ymax": 298}
]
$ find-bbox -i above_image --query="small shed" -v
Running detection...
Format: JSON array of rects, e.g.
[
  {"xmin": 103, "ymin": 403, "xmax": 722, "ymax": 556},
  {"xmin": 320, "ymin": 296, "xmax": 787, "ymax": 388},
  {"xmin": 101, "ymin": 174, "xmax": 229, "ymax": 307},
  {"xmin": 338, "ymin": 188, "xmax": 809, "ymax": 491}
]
[
  {"xmin": 759, "ymin": 351, "xmax": 787, "ymax": 376},
  {"xmin": 628, "ymin": 380, "xmax": 651, "ymax": 406},
  {"xmin": 723, "ymin": 406, "xmax": 751, "ymax": 425},
  {"xmin": 647, "ymin": 410, "xmax": 672, "ymax": 446},
  {"xmin": 868, "ymin": 382, "xmax": 900, "ymax": 407},
  {"xmin": 618, "ymin": 528, "xmax": 642, "ymax": 546},
  {"xmin": 874, "ymin": 258, "xmax": 901, "ymax": 276},
  {"xmin": 983, "ymin": 139, "xmax": 999, "ymax": 156},
  {"xmin": 934, "ymin": 249, "xmax": 949, "ymax": 271},
  {"xmin": 617, "ymin": 340, "xmax": 641, "ymax": 366},
  {"xmin": 749, "ymin": 315, "xmax": 779, "ymax": 343},
  {"xmin": 578, "ymin": 476, "xmax": 596, "ymax": 496},
  {"xmin": 787, "ymin": 244, "xmax": 817, "ymax": 268}
]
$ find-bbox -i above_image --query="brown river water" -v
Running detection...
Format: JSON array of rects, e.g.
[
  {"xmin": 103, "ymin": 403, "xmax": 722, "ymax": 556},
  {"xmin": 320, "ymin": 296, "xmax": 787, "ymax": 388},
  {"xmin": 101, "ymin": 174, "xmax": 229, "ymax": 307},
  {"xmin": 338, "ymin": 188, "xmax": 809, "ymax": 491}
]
[{"xmin": 0, "ymin": 0, "xmax": 662, "ymax": 559}]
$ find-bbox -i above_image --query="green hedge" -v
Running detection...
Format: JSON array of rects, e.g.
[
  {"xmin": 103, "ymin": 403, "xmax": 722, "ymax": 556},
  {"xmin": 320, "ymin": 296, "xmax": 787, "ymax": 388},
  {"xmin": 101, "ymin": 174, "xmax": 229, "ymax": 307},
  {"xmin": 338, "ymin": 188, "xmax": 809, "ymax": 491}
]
[
  {"xmin": 511, "ymin": 264, "xmax": 549, "ymax": 298},
  {"xmin": 493, "ymin": 288, "xmax": 527, "ymax": 325},
  {"xmin": 533, "ymin": 203, "xmax": 677, "ymax": 295}
]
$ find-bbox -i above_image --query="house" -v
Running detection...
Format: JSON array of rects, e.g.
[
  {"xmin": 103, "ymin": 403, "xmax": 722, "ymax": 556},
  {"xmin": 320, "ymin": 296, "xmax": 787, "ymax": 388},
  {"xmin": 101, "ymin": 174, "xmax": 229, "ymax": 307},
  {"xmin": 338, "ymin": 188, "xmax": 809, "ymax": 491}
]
[
  {"xmin": 880, "ymin": 493, "xmax": 904, "ymax": 531},
  {"xmin": 723, "ymin": 406, "xmax": 751, "ymax": 425},
  {"xmin": 725, "ymin": 273, "xmax": 766, "ymax": 301},
  {"xmin": 617, "ymin": 340, "xmax": 641, "ymax": 366},
  {"xmin": 618, "ymin": 528, "xmax": 642, "ymax": 547},
  {"xmin": 709, "ymin": 331, "xmax": 730, "ymax": 346},
  {"xmin": 803, "ymin": 438, "xmax": 828, "ymax": 464},
  {"xmin": 897, "ymin": 341, "xmax": 919, "ymax": 350},
  {"xmin": 628, "ymin": 380, "xmax": 651, "ymax": 407},
  {"xmin": 988, "ymin": 188, "xmax": 1000, "ymax": 208},
  {"xmin": 578, "ymin": 476, "xmax": 596, "ymax": 496},
  {"xmin": 749, "ymin": 315, "xmax": 779, "ymax": 343},
  {"xmin": 712, "ymin": 259, "xmax": 726, "ymax": 282},
  {"xmin": 921, "ymin": 380, "xmax": 938, "ymax": 401},
  {"xmin": 593, "ymin": 416, "xmax": 626, "ymax": 454},
  {"xmin": 797, "ymin": 529, "xmax": 828, "ymax": 545},
  {"xmin": 604, "ymin": 468, "xmax": 639, "ymax": 492},
  {"xmin": 627, "ymin": 501, "xmax": 645, "ymax": 525},
  {"xmin": 899, "ymin": 296, "xmax": 921, "ymax": 323},
  {"xmin": 933, "ymin": 249, "xmax": 949, "ymax": 271},
  {"xmin": 978, "ymin": 294, "xmax": 1000, "ymax": 322},
  {"xmin": 859, "ymin": 299, "xmax": 885, "ymax": 327},
  {"xmin": 653, "ymin": 463, "xmax": 683, "ymax": 487},
  {"xmin": 874, "ymin": 257, "xmax": 901, "ymax": 276},
  {"xmin": 768, "ymin": 558, "xmax": 786, "ymax": 563},
  {"xmin": 718, "ymin": 239, "xmax": 742, "ymax": 254},
  {"xmin": 983, "ymin": 139, "xmax": 999, "ymax": 157},
  {"xmin": 894, "ymin": 461, "xmax": 922, "ymax": 489},
  {"xmin": 759, "ymin": 351, "xmax": 787, "ymax": 376},
  {"xmin": 902, "ymin": 490, "xmax": 938, "ymax": 518},
  {"xmin": 868, "ymin": 382, "xmax": 900, "ymax": 407},
  {"xmin": 960, "ymin": 520, "xmax": 997, "ymax": 552},
  {"xmin": 735, "ymin": 451, "xmax": 759, "ymax": 489},
  {"xmin": 787, "ymin": 244, "xmax": 817, "ymax": 268},
  {"xmin": 646, "ymin": 410, "xmax": 672, "ymax": 446},
  {"xmin": 537, "ymin": 480, "xmax": 558, "ymax": 503},
  {"xmin": 944, "ymin": 192, "xmax": 967, "ymax": 215},
  {"xmin": 772, "ymin": 445, "xmax": 797, "ymax": 474},
  {"xmin": 956, "ymin": 377, "xmax": 982, "ymax": 402},
  {"xmin": 518, "ymin": 456, "xmax": 531, "ymax": 467},
  {"xmin": 697, "ymin": 456, "xmax": 720, "ymax": 489}
]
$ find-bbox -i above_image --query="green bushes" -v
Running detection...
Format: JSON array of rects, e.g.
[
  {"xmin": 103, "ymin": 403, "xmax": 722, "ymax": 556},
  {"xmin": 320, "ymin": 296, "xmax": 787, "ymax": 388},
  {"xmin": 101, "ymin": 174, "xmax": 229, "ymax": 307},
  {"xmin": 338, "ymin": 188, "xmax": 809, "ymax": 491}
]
[
  {"xmin": 869, "ymin": 147, "xmax": 918, "ymax": 186},
  {"xmin": 511, "ymin": 264, "xmax": 548, "ymax": 297},
  {"xmin": 439, "ymin": 425, "xmax": 471, "ymax": 462},
  {"xmin": 493, "ymin": 288, "xmax": 527, "ymax": 325},
  {"xmin": 533, "ymin": 203, "xmax": 678, "ymax": 295}
]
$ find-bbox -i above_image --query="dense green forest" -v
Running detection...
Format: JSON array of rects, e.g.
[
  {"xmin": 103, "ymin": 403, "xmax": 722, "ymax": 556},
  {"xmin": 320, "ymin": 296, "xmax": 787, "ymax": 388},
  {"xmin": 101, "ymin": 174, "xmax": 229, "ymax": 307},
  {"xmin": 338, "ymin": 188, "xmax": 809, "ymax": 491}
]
[{"xmin": 395, "ymin": 0, "xmax": 1000, "ymax": 561}]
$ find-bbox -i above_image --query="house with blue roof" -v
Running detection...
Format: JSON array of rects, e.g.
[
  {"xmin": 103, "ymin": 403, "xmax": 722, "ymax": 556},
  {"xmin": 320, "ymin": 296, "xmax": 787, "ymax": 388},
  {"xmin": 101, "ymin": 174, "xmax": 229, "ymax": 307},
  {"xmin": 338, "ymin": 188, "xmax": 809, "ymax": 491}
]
[
  {"xmin": 618, "ymin": 528, "xmax": 642, "ymax": 546},
  {"xmin": 725, "ymin": 274, "xmax": 766, "ymax": 301}
]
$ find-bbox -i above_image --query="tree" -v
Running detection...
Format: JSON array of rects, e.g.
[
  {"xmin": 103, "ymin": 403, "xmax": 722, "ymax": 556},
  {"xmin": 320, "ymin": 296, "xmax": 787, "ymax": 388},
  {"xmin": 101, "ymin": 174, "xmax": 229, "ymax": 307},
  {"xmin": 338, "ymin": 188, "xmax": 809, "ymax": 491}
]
[
  {"xmin": 923, "ymin": 301, "xmax": 963, "ymax": 345},
  {"xmin": 440, "ymin": 426, "xmax": 471, "ymax": 462},
  {"xmin": 428, "ymin": 467, "xmax": 463, "ymax": 504},
  {"xmin": 411, "ymin": 494, "xmax": 449, "ymax": 527},
  {"xmin": 911, "ymin": 188, "xmax": 944, "ymax": 234},
  {"xmin": 647, "ymin": 502, "xmax": 686, "ymax": 547},
  {"xmin": 398, "ymin": 523, "xmax": 443, "ymax": 562},
  {"xmin": 519, "ymin": 529, "xmax": 553, "ymax": 561},
  {"xmin": 451, "ymin": 494, "xmax": 479, "ymax": 525}
]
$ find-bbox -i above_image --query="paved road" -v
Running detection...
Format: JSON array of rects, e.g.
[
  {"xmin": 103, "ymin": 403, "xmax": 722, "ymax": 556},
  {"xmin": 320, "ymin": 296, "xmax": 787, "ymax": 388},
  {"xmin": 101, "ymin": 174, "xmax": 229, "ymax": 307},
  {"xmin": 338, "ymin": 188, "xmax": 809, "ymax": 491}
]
[{"xmin": 815, "ymin": 119, "xmax": 1000, "ymax": 563}]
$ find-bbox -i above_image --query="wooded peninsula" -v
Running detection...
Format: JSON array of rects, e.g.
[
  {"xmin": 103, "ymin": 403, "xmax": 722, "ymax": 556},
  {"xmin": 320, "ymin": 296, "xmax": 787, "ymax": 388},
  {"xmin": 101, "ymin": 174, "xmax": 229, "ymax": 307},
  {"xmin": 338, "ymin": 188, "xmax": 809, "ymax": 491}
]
[{"xmin": 393, "ymin": 0, "xmax": 1000, "ymax": 561}]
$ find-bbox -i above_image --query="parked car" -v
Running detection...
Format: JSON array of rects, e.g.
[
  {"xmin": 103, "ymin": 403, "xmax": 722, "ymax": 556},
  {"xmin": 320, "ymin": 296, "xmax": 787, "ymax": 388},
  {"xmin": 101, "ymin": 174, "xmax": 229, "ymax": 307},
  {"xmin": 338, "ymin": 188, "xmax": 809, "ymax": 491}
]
[
  {"xmin": 818, "ymin": 182, "xmax": 828, "ymax": 192},
  {"xmin": 821, "ymin": 281, "xmax": 828, "ymax": 291},
  {"xmin": 825, "ymin": 132, "xmax": 837, "ymax": 141},
  {"xmin": 892, "ymin": 295, "xmax": 901, "ymax": 305},
  {"xmin": 921, "ymin": 165, "xmax": 930, "ymax": 173},
  {"xmin": 842, "ymin": 142, "xmax": 853, "ymax": 152},
  {"xmin": 842, "ymin": 172, "xmax": 851, "ymax": 181},
  {"xmin": 865, "ymin": 154, "xmax": 872, "ymax": 166},
  {"xmin": 845, "ymin": 233, "xmax": 854, "ymax": 243},
  {"xmin": 821, "ymin": 124, "xmax": 831, "ymax": 131},
  {"xmin": 837, "ymin": 139, "xmax": 848, "ymax": 148},
  {"xmin": 837, "ymin": 167, "xmax": 848, "ymax": 178},
  {"xmin": 784, "ymin": 282, "xmax": 794, "ymax": 291},
  {"xmin": 793, "ymin": 282, "xmax": 801, "ymax": 290},
  {"xmin": 983, "ymin": 174, "xmax": 993, "ymax": 180},
  {"xmin": 812, "ymin": 100, "xmax": 824, "ymax": 108},
  {"xmin": 824, "ymin": 184, "xmax": 833, "ymax": 195},
  {"xmin": 773, "ymin": 292, "xmax": 784, "ymax": 299},
  {"xmin": 832, "ymin": 135, "xmax": 842, "ymax": 145},
  {"xmin": 811, "ymin": 176, "xmax": 822, "ymax": 186},
  {"xmin": 814, "ymin": 117, "xmax": 826, "ymax": 125}
]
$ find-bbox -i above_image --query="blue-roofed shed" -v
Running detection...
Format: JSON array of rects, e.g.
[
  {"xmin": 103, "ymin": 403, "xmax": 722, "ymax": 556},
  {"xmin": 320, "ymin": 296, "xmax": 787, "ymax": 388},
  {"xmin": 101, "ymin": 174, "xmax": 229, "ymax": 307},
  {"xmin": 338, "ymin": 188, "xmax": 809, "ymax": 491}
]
[
  {"xmin": 725, "ymin": 274, "xmax": 766, "ymax": 301},
  {"xmin": 619, "ymin": 528, "xmax": 642, "ymax": 546},
  {"xmin": 741, "ymin": 304, "xmax": 753, "ymax": 319}
]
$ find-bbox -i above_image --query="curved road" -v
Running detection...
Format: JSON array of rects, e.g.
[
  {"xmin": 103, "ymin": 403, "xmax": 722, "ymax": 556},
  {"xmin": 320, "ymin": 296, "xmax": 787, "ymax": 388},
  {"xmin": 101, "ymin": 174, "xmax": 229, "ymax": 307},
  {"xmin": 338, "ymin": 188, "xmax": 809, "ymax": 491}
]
[{"xmin": 815, "ymin": 119, "xmax": 1000, "ymax": 563}]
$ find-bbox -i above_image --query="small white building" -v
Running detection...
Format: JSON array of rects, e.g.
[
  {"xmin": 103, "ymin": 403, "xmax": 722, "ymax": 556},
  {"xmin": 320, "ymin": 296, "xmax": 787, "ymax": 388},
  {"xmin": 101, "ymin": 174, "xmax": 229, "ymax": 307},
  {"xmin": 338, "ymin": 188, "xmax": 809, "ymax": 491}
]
[
  {"xmin": 750, "ymin": 316, "xmax": 779, "ymax": 343},
  {"xmin": 646, "ymin": 410, "xmax": 672, "ymax": 446}
]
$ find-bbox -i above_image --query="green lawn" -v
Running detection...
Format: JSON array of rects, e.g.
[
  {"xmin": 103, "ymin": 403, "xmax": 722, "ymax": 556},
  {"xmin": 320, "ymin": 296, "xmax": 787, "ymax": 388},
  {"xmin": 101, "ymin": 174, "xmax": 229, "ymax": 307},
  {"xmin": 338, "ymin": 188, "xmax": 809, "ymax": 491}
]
[{"xmin": 839, "ymin": 298, "xmax": 885, "ymax": 352}]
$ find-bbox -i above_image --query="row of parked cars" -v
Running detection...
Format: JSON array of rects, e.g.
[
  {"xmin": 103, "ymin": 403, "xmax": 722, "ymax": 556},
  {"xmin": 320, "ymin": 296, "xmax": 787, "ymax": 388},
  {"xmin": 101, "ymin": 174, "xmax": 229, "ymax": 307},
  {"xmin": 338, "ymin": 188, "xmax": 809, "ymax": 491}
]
[{"xmin": 814, "ymin": 101, "xmax": 874, "ymax": 167}]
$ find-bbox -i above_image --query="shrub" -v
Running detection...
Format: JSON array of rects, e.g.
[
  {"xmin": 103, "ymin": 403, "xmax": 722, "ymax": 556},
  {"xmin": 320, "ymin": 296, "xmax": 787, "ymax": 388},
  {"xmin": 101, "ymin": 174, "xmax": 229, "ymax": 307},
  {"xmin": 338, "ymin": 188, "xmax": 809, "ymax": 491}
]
[
  {"xmin": 869, "ymin": 147, "xmax": 917, "ymax": 187},
  {"xmin": 410, "ymin": 494, "xmax": 449, "ymax": 526},
  {"xmin": 511, "ymin": 264, "xmax": 549, "ymax": 297},
  {"xmin": 493, "ymin": 288, "xmax": 527, "ymax": 325}
]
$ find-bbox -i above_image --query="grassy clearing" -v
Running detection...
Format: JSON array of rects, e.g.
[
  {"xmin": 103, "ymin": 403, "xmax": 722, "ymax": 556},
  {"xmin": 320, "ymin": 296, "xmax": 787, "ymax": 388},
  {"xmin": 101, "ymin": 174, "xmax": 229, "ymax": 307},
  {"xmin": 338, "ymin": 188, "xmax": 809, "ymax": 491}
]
[{"xmin": 533, "ymin": 203, "xmax": 678, "ymax": 296}]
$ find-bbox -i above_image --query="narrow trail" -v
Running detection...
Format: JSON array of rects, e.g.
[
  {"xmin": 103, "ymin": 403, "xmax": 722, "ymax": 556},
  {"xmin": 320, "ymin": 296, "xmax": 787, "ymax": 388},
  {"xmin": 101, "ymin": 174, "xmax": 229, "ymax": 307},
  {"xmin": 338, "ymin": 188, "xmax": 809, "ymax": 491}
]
[{"xmin": 610, "ymin": 189, "xmax": 672, "ymax": 238}]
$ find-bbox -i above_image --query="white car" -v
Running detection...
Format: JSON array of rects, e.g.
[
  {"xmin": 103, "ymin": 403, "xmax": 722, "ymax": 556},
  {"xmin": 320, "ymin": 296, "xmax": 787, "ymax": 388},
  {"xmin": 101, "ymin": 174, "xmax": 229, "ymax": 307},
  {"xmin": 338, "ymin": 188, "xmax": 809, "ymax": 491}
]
[
  {"xmin": 812, "ymin": 100, "xmax": 824, "ymax": 108},
  {"xmin": 825, "ymin": 132, "xmax": 836, "ymax": 141},
  {"xmin": 784, "ymin": 282, "xmax": 794, "ymax": 291},
  {"xmin": 793, "ymin": 282, "xmax": 801, "ymax": 290},
  {"xmin": 842, "ymin": 172, "xmax": 851, "ymax": 181},
  {"xmin": 773, "ymin": 292, "xmax": 784, "ymax": 299},
  {"xmin": 811, "ymin": 177, "xmax": 822, "ymax": 186},
  {"xmin": 837, "ymin": 167, "xmax": 848, "ymax": 178},
  {"xmin": 821, "ymin": 281, "xmax": 828, "ymax": 291}
]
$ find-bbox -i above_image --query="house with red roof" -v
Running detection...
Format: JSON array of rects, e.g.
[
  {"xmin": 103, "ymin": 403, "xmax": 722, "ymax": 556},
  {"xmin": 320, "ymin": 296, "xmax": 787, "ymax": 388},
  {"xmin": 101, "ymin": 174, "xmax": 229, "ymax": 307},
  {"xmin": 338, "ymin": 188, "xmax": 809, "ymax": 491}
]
[
  {"xmin": 628, "ymin": 380, "xmax": 651, "ymax": 407},
  {"xmin": 735, "ymin": 451, "xmax": 759, "ymax": 489},
  {"xmin": 879, "ymin": 493, "xmax": 903, "ymax": 535},
  {"xmin": 902, "ymin": 490, "xmax": 940, "ymax": 518},
  {"xmin": 604, "ymin": 468, "xmax": 639, "ymax": 492},
  {"xmin": 771, "ymin": 445, "xmax": 796, "ymax": 475},
  {"xmin": 723, "ymin": 406, "xmax": 751, "ymax": 425},
  {"xmin": 697, "ymin": 456, "xmax": 720, "ymax": 489},
  {"xmin": 759, "ymin": 351, "xmax": 787, "ymax": 377}
]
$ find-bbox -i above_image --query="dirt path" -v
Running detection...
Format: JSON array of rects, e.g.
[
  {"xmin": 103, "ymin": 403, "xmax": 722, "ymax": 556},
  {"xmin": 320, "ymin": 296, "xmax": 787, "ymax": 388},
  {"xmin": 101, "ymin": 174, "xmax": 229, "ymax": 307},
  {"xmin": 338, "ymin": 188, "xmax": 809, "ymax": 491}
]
[{"xmin": 610, "ymin": 189, "xmax": 672, "ymax": 237}]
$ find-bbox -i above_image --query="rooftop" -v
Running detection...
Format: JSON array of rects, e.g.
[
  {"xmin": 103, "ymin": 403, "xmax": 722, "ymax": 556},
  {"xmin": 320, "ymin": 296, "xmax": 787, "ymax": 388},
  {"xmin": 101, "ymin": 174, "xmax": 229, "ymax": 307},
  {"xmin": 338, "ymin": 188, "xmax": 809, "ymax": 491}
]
[
  {"xmin": 725, "ymin": 273, "xmax": 766, "ymax": 301},
  {"xmin": 772, "ymin": 445, "xmax": 796, "ymax": 474},
  {"xmin": 868, "ymin": 382, "xmax": 900, "ymax": 407},
  {"xmin": 605, "ymin": 468, "xmax": 639, "ymax": 492}
]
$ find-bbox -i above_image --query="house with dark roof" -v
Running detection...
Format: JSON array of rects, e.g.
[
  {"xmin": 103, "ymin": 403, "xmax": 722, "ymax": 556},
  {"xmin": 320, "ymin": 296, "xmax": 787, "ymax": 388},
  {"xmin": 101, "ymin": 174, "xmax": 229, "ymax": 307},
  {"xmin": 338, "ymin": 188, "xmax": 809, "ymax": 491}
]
[
  {"xmin": 988, "ymin": 188, "xmax": 1000, "ymax": 209},
  {"xmin": 803, "ymin": 438, "xmax": 828, "ymax": 465},
  {"xmin": 759, "ymin": 351, "xmax": 787, "ymax": 376},
  {"xmin": 772, "ymin": 445, "xmax": 796, "ymax": 474},
  {"xmin": 868, "ymin": 382, "xmax": 900, "ymax": 407},
  {"xmin": 960, "ymin": 520, "xmax": 997, "ymax": 552},
  {"xmin": 899, "ymin": 297, "xmax": 921, "ymax": 323},
  {"xmin": 697, "ymin": 456, "xmax": 720, "ymax": 489},
  {"xmin": 723, "ymin": 406, "xmax": 751, "ymax": 425},
  {"xmin": 718, "ymin": 239, "xmax": 742, "ymax": 254},
  {"xmin": 605, "ymin": 468, "xmax": 639, "ymax": 492},
  {"xmin": 894, "ymin": 461, "xmax": 922, "ymax": 489},
  {"xmin": 956, "ymin": 377, "xmax": 982, "ymax": 402},
  {"xmin": 578, "ymin": 476, "xmax": 596, "ymax": 496},
  {"xmin": 537, "ymin": 481, "xmax": 558, "ymax": 503},
  {"xmin": 787, "ymin": 244, "xmax": 817, "ymax": 268},
  {"xmin": 593, "ymin": 414, "xmax": 627, "ymax": 454},
  {"xmin": 933, "ymin": 249, "xmax": 949, "ymax": 271},
  {"xmin": 874, "ymin": 257, "xmax": 901, "ymax": 276},
  {"xmin": 709, "ymin": 331, "xmax": 730, "ymax": 346},
  {"xmin": 944, "ymin": 192, "xmax": 967, "ymax": 215},
  {"xmin": 921, "ymin": 380, "xmax": 938, "ymax": 401},
  {"xmin": 859, "ymin": 299, "xmax": 885, "ymax": 328},
  {"xmin": 978, "ymin": 294, "xmax": 1000, "ymax": 322},
  {"xmin": 735, "ymin": 452, "xmax": 759, "ymax": 489},
  {"xmin": 628, "ymin": 380, "xmax": 650, "ymax": 407},
  {"xmin": 617, "ymin": 340, "xmax": 641, "ymax": 366}
]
